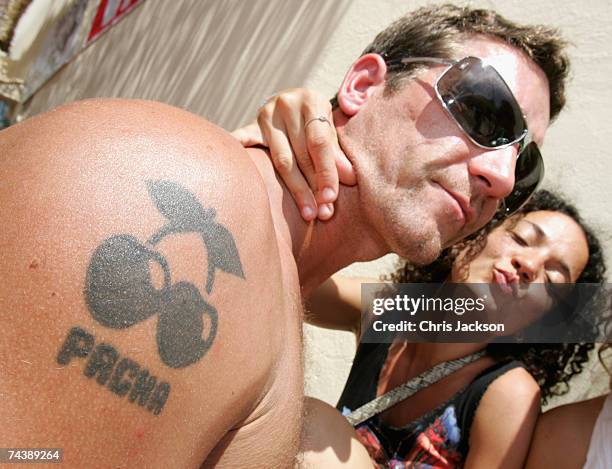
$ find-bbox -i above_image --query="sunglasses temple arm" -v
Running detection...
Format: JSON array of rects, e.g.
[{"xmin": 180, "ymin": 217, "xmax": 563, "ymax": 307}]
[
  {"xmin": 519, "ymin": 127, "xmax": 534, "ymax": 153},
  {"xmin": 385, "ymin": 57, "xmax": 456, "ymax": 68}
]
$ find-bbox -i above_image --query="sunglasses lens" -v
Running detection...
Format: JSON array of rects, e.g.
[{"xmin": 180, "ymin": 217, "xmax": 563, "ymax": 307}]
[
  {"xmin": 438, "ymin": 57, "xmax": 527, "ymax": 148},
  {"xmin": 502, "ymin": 142, "xmax": 544, "ymax": 215}
]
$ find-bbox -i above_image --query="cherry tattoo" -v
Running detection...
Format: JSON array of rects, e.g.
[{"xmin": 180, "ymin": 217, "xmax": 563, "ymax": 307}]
[{"xmin": 84, "ymin": 180, "xmax": 245, "ymax": 368}]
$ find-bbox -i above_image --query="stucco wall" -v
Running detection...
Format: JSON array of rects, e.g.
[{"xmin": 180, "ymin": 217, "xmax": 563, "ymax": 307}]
[{"xmin": 17, "ymin": 0, "xmax": 612, "ymax": 409}]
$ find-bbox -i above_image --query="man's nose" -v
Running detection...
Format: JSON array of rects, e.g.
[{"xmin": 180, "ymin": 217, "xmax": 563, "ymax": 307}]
[
  {"xmin": 511, "ymin": 253, "xmax": 543, "ymax": 283},
  {"xmin": 467, "ymin": 146, "xmax": 516, "ymax": 199}
]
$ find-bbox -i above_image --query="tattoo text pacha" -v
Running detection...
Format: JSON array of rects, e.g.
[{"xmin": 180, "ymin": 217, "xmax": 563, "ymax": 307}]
[{"xmin": 57, "ymin": 326, "xmax": 170, "ymax": 415}]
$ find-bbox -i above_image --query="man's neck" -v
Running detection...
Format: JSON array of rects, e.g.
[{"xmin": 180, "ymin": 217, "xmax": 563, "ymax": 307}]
[
  {"xmin": 293, "ymin": 184, "xmax": 389, "ymax": 296},
  {"xmin": 245, "ymin": 146, "xmax": 388, "ymax": 296}
]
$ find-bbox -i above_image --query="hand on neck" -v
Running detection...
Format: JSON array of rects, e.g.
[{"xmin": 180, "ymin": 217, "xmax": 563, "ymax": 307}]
[
  {"xmin": 294, "ymin": 106, "xmax": 392, "ymax": 294},
  {"xmin": 244, "ymin": 145, "xmax": 389, "ymax": 296}
]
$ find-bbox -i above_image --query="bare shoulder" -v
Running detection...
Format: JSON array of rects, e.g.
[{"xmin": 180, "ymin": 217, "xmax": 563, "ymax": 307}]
[
  {"xmin": 466, "ymin": 366, "xmax": 540, "ymax": 468},
  {"xmin": 484, "ymin": 366, "xmax": 541, "ymax": 400},
  {"xmin": 16, "ymin": 98, "xmax": 269, "ymax": 187},
  {"xmin": 471, "ymin": 366, "xmax": 540, "ymax": 435},
  {"xmin": 0, "ymin": 99, "xmax": 301, "ymax": 468},
  {"xmin": 299, "ymin": 397, "xmax": 372, "ymax": 468},
  {"xmin": 525, "ymin": 395, "xmax": 606, "ymax": 469}
]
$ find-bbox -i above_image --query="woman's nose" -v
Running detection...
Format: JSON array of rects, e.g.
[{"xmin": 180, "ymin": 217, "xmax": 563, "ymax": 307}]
[{"xmin": 511, "ymin": 254, "xmax": 543, "ymax": 283}]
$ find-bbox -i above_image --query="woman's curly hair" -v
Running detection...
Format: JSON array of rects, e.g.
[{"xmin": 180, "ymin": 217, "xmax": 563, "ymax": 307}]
[
  {"xmin": 387, "ymin": 190, "xmax": 608, "ymax": 403},
  {"xmin": 599, "ymin": 343, "xmax": 612, "ymax": 380}
]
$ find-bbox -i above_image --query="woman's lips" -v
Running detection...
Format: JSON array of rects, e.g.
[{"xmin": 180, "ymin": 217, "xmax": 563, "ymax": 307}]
[{"xmin": 493, "ymin": 268, "xmax": 516, "ymax": 296}]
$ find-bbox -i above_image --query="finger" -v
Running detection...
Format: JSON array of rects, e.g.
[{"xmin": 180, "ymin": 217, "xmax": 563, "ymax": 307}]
[
  {"xmin": 305, "ymin": 115, "xmax": 340, "ymax": 205},
  {"xmin": 230, "ymin": 122, "xmax": 266, "ymax": 147},
  {"xmin": 317, "ymin": 203, "xmax": 334, "ymax": 221},
  {"xmin": 277, "ymin": 97, "xmax": 319, "ymax": 194},
  {"xmin": 259, "ymin": 114, "xmax": 318, "ymax": 221}
]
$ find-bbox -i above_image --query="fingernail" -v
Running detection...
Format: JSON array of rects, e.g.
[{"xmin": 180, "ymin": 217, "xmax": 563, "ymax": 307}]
[
  {"xmin": 302, "ymin": 206, "xmax": 315, "ymax": 220},
  {"xmin": 321, "ymin": 187, "xmax": 336, "ymax": 202},
  {"xmin": 318, "ymin": 204, "xmax": 333, "ymax": 219}
]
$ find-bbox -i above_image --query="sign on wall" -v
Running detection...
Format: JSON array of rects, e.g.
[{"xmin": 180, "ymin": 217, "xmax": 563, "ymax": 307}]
[{"xmin": 0, "ymin": 0, "xmax": 144, "ymax": 105}]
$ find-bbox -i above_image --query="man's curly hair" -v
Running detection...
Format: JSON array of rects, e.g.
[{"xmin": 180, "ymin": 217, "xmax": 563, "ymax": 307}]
[{"xmin": 387, "ymin": 190, "xmax": 608, "ymax": 403}]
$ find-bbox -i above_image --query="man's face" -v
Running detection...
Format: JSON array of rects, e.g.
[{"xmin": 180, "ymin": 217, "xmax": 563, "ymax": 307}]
[{"xmin": 339, "ymin": 36, "xmax": 551, "ymax": 265}]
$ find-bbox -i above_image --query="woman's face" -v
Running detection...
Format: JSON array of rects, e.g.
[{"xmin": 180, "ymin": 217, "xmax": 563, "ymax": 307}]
[{"xmin": 452, "ymin": 210, "xmax": 589, "ymax": 332}]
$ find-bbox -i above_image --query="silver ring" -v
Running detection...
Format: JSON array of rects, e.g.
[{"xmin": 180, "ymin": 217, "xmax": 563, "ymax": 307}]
[{"xmin": 305, "ymin": 116, "xmax": 330, "ymax": 128}]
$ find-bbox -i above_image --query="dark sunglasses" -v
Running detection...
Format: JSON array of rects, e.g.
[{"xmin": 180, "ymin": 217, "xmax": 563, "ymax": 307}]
[{"xmin": 388, "ymin": 56, "xmax": 544, "ymax": 215}]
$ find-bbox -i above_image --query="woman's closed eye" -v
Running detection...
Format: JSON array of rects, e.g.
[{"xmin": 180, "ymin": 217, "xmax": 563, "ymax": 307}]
[
  {"xmin": 545, "ymin": 270, "xmax": 572, "ymax": 303},
  {"xmin": 509, "ymin": 231, "xmax": 528, "ymax": 246}
]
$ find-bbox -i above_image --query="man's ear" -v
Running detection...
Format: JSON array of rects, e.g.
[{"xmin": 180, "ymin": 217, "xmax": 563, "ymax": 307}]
[{"xmin": 337, "ymin": 53, "xmax": 387, "ymax": 116}]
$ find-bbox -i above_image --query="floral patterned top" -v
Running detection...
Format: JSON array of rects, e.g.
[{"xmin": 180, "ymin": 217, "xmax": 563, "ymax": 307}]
[{"xmin": 337, "ymin": 342, "xmax": 523, "ymax": 468}]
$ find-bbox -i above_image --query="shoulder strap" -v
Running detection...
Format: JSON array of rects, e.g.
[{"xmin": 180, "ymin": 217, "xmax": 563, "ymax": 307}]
[{"xmin": 345, "ymin": 350, "xmax": 486, "ymax": 426}]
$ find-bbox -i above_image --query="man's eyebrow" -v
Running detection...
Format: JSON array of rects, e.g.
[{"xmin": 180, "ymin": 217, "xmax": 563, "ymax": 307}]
[{"xmin": 524, "ymin": 220, "xmax": 572, "ymax": 280}]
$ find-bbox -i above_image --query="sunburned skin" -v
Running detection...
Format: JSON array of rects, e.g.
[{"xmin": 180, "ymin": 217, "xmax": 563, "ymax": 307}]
[
  {"xmin": 0, "ymin": 99, "xmax": 303, "ymax": 468},
  {"xmin": 83, "ymin": 180, "xmax": 244, "ymax": 368},
  {"xmin": 52, "ymin": 180, "xmax": 243, "ymax": 417},
  {"xmin": 57, "ymin": 326, "xmax": 171, "ymax": 415}
]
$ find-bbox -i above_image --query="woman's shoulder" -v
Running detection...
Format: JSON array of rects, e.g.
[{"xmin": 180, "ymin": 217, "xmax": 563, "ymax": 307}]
[
  {"xmin": 471, "ymin": 364, "xmax": 541, "ymax": 428},
  {"xmin": 457, "ymin": 360, "xmax": 534, "ymax": 420},
  {"xmin": 463, "ymin": 363, "xmax": 541, "ymax": 467},
  {"xmin": 481, "ymin": 364, "xmax": 540, "ymax": 399}
]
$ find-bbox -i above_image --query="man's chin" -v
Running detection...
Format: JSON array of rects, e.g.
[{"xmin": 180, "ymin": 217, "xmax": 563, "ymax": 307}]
[{"xmin": 395, "ymin": 234, "xmax": 442, "ymax": 266}]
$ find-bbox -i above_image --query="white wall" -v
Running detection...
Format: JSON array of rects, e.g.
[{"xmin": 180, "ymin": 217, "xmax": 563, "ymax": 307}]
[{"xmin": 19, "ymin": 0, "xmax": 612, "ymax": 408}]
